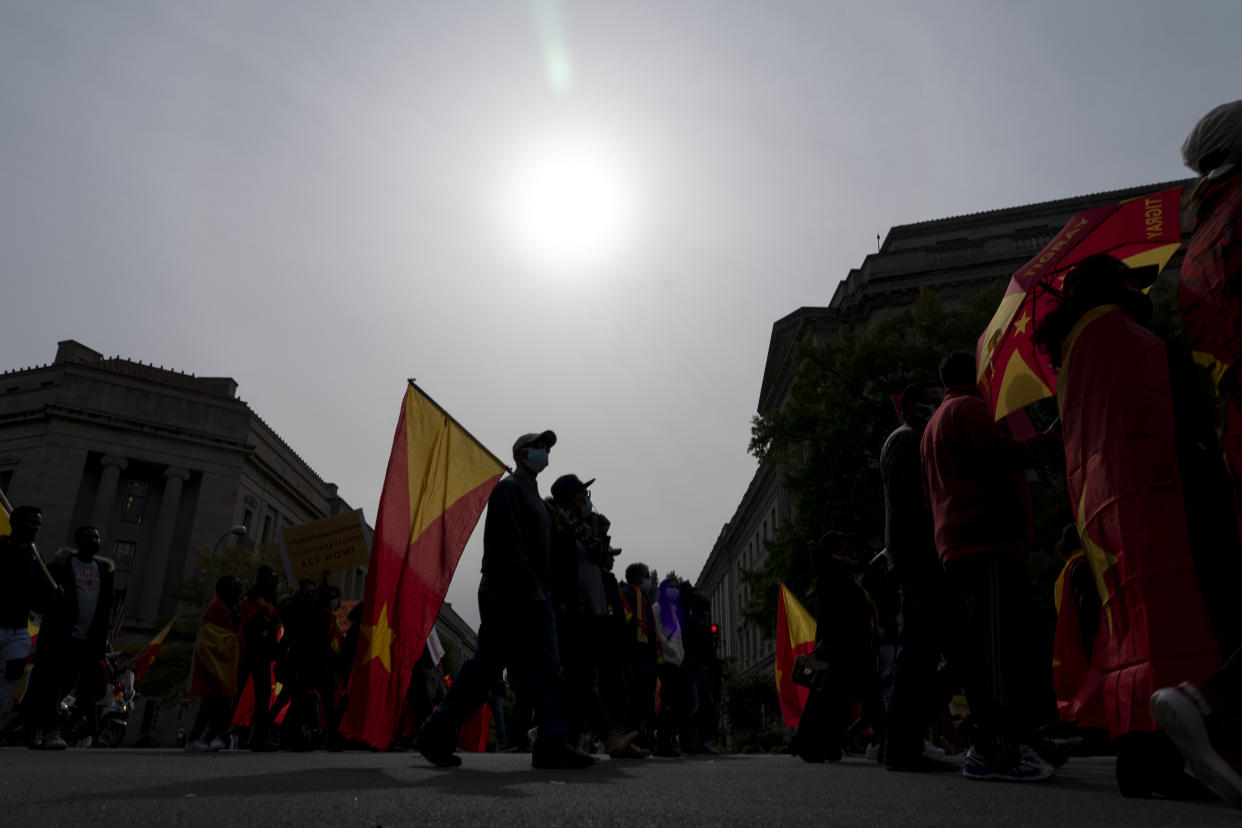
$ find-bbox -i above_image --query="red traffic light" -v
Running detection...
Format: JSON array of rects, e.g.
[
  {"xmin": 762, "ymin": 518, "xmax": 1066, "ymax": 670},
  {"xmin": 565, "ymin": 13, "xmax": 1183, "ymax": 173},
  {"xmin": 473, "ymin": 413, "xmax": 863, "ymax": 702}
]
[{"xmin": 710, "ymin": 623, "xmax": 719, "ymax": 634}]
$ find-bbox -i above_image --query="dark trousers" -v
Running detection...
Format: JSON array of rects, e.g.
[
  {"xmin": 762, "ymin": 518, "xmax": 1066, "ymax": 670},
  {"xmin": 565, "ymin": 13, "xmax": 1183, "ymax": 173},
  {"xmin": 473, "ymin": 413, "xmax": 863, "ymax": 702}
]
[
  {"xmin": 30, "ymin": 638, "xmax": 101, "ymax": 737},
  {"xmin": 189, "ymin": 696, "xmax": 233, "ymax": 742},
  {"xmin": 943, "ymin": 552, "xmax": 1047, "ymax": 763},
  {"xmin": 234, "ymin": 656, "xmax": 272, "ymax": 745},
  {"xmin": 425, "ymin": 591, "xmax": 568, "ymax": 750},
  {"xmin": 884, "ymin": 563, "xmax": 950, "ymax": 764},
  {"xmin": 792, "ymin": 650, "xmax": 882, "ymax": 760}
]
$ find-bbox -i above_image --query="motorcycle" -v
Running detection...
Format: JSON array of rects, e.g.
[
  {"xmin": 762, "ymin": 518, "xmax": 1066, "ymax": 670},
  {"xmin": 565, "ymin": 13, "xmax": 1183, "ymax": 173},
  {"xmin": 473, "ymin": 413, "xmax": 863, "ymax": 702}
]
[{"xmin": 61, "ymin": 652, "xmax": 137, "ymax": 748}]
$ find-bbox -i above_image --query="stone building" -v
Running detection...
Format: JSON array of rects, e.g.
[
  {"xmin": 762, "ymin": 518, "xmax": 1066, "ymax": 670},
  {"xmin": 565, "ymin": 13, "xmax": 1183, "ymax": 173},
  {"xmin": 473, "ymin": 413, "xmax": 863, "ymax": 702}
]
[
  {"xmin": 697, "ymin": 179, "xmax": 1192, "ymax": 678},
  {"xmin": 0, "ymin": 340, "xmax": 359, "ymax": 631}
]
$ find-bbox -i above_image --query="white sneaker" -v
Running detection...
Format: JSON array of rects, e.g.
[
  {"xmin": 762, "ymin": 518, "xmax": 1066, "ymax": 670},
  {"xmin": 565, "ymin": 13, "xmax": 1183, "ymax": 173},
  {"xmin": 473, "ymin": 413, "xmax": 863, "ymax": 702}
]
[
  {"xmin": 923, "ymin": 740, "xmax": 947, "ymax": 758},
  {"xmin": 1019, "ymin": 744, "xmax": 1057, "ymax": 777},
  {"xmin": 207, "ymin": 736, "xmax": 227, "ymax": 751},
  {"xmin": 186, "ymin": 739, "xmax": 213, "ymax": 752},
  {"xmin": 865, "ymin": 742, "xmax": 882, "ymax": 761}
]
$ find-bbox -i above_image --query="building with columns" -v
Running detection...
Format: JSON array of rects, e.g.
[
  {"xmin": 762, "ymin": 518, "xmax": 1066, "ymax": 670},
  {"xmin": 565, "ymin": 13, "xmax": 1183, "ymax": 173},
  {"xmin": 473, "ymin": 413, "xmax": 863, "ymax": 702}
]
[
  {"xmin": 697, "ymin": 179, "xmax": 1192, "ymax": 679},
  {"xmin": 0, "ymin": 340, "xmax": 357, "ymax": 631}
]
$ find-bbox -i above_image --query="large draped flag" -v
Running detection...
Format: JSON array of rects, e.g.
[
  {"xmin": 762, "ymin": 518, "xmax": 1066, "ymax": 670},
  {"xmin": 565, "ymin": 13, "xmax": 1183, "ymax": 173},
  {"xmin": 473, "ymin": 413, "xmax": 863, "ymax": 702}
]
[
  {"xmin": 976, "ymin": 186, "xmax": 1184, "ymax": 421},
  {"xmin": 774, "ymin": 582, "xmax": 817, "ymax": 728},
  {"xmin": 339, "ymin": 382, "xmax": 507, "ymax": 749}
]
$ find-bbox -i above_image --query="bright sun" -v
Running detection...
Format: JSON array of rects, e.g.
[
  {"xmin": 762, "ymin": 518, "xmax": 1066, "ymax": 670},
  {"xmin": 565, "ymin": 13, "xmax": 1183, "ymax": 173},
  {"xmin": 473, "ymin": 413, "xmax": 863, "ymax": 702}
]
[{"xmin": 504, "ymin": 135, "xmax": 632, "ymax": 268}]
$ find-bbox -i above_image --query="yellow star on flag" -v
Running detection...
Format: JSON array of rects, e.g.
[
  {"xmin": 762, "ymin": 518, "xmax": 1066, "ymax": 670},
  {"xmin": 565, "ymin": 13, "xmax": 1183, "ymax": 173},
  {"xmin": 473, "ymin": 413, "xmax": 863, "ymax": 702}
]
[
  {"xmin": 1014, "ymin": 311, "xmax": 1032, "ymax": 335},
  {"xmin": 361, "ymin": 603, "xmax": 394, "ymax": 672}
]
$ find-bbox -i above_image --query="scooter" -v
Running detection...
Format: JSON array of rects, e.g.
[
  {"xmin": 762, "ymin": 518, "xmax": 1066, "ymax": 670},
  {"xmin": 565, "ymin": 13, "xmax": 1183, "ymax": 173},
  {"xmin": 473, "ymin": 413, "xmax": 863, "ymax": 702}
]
[{"xmin": 61, "ymin": 652, "xmax": 137, "ymax": 748}]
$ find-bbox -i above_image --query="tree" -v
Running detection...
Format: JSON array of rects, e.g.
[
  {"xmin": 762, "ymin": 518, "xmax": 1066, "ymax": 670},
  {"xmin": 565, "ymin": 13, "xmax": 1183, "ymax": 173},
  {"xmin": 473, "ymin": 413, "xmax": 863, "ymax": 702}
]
[{"xmin": 743, "ymin": 284, "xmax": 1064, "ymax": 635}]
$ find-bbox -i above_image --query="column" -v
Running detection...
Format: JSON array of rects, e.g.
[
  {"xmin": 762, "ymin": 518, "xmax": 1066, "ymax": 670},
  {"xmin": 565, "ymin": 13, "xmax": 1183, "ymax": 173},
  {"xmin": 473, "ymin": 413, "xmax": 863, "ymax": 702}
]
[
  {"xmin": 138, "ymin": 466, "xmax": 191, "ymax": 624},
  {"xmin": 89, "ymin": 455, "xmax": 128, "ymax": 529}
]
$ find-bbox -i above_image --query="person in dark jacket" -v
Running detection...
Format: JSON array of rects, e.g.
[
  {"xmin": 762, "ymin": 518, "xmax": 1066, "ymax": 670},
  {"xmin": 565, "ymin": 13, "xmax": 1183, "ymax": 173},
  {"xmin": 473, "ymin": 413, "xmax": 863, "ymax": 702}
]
[
  {"xmin": 880, "ymin": 382, "xmax": 957, "ymax": 773},
  {"xmin": 416, "ymin": 430, "xmax": 591, "ymax": 770},
  {"xmin": 27, "ymin": 526, "xmax": 114, "ymax": 749},
  {"xmin": 0, "ymin": 505, "xmax": 55, "ymax": 722},
  {"xmin": 790, "ymin": 531, "xmax": 883, "ymax": 763}
]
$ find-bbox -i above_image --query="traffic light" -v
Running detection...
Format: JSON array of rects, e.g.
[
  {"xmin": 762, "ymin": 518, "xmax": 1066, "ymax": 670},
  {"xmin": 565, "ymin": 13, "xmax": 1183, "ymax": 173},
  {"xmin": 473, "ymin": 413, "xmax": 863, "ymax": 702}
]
[{"xmin": 710, "ymin": 622, "xmax": 720, "ymax": 649}]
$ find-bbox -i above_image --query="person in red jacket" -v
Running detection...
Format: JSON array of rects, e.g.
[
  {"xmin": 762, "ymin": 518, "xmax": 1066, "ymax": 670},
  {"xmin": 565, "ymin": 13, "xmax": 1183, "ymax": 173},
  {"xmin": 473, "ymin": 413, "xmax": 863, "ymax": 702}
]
[
  {"xmin": 920, "ymin": 351, "xmax": 1058, "ymax": 782},
  {"xmin": 1151, "ymin": 99, "xmax": 1242, "ymax": 810}
]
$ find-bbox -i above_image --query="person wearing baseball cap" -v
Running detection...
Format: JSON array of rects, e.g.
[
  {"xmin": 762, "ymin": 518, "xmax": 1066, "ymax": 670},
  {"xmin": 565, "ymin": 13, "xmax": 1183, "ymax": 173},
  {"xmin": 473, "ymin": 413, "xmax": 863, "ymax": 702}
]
[{"xmin": 415, "ymin": 429, "xmax": 594, "ymax": 770}]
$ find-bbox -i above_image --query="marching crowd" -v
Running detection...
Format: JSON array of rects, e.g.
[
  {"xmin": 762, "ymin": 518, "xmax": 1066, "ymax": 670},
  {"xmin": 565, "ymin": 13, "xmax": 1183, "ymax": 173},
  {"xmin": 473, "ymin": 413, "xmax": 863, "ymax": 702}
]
[
  {"xmin": 2, "ymin": 99, "xmax": 1242, "ymax": 808},
  {"xmin": 0, "ymin": 437, "xmax": 722, "ymax": 764},
  {"xmin": 787, "ymin": 98, "xmax": 1242, "ymax": 810}
]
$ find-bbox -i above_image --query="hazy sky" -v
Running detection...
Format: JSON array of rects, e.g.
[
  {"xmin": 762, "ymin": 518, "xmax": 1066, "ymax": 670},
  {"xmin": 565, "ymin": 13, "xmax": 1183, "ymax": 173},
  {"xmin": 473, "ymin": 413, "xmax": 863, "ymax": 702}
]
[{"xmin": 3, "ymin": 1, "xmax": 1239, "ymax": 628}]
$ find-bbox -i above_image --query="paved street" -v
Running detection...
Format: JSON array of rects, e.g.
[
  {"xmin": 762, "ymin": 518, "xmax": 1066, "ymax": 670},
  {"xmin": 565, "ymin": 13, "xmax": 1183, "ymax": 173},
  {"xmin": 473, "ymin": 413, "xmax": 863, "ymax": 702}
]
[{"xmin": 2, "ymin": 749, "xmax": 1238, "ymax": 827}]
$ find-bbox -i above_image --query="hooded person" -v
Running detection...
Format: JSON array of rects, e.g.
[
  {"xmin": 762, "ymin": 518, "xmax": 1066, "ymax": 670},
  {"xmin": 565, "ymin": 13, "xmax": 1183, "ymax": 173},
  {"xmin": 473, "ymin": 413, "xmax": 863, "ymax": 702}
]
[
  {"xmin": 187, "ymin": 574, "xmax": 242, "ymax": 751},
  {"xmin": 1034, "ymin": 254, "xmax": 1222, "ymax": 797}
]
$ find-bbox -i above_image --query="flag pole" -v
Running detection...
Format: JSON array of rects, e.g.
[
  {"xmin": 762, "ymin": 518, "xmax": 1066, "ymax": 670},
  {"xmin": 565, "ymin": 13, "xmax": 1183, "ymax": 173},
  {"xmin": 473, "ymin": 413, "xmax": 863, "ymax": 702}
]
[{"xmin": 406, "ymin": 379, "xmax": 512, "ymax": 473}]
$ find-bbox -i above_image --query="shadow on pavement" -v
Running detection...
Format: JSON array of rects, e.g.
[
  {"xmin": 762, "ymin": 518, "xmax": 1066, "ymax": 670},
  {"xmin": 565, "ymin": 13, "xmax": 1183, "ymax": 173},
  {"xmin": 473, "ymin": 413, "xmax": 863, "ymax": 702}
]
[
  {"xmin": 405, "ymin": 761, "xmax": 634, "ymax": 799},
  {"xmin": 50, "ymin": 767, "xmax": 408, "ymax": 803}
]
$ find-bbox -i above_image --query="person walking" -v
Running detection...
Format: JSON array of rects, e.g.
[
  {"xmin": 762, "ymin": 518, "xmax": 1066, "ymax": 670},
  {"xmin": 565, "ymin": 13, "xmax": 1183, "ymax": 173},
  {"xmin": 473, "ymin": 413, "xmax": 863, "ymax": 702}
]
[{"xmin": 415, "ymin": 430, "xmax": 592, "ymax": 770}]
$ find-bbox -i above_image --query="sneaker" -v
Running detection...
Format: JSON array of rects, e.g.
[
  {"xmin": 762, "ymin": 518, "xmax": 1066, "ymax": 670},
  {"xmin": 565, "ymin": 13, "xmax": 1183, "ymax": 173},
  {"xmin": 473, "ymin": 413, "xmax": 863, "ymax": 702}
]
[
  {"xmin": 865, "ymin": 742, "xmax": 882, "ymax": 762},
  {"xmin": 185, "ymin": 739, "xmax": 214, "ymax": 752},
  {"xmin": 1151, "ymin": 681, "xmax": 1242, "ymax": 809},
  {"xmin": 1020, "ymin": 744, "xmax": 1057, "ymax": 778},
  {"xmin": 604, "ymin": 729, "xmax": 638, "ymax": 757},
  {"xmin": 28, "ymin": 731, "xmax": 45, "ymax": 750},
  {"xmin": 923, "ymin": 740, "xmax": 947, "ymax": 759},
  {"xmin": 961, "ymin": 746, "xmax": 1053, "ymax": 782},
  {"xmin": 413, "ymin": 727, "xmax": 462, "ymax": 768},
  {"xmin": 610, "ymin": 742, "xmax": 651, "ymax": 759},
  {"xmin": 207, "ymin": 736, "xmax": 227, "ymax": 752},
  {"xmin": 42, "ymin": 730, "xmax": 67, "ymax": 751},
  {"xmin": 532, "ymin": 742, "xmax": 595, "ymax": 770}
]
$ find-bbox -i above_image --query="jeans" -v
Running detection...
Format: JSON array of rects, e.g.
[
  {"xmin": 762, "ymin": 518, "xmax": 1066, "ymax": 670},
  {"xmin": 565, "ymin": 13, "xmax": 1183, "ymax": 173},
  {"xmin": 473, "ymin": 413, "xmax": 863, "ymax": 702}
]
[{"xmin": 0, "ymin": 626, "xmax": 31, "ymax": 717}]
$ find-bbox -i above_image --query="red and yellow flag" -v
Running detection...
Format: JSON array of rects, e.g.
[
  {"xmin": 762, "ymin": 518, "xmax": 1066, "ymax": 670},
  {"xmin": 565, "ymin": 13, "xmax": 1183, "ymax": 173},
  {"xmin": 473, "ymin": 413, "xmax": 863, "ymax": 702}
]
[
  {"xmin": 339, "ymin": 383, "xmax": 507, "ymax": 749},
  {"xmin": 133, "ymin": 617, "xmax": 174, "ymax": 682},
  {"xmin": 0, "ymin": 490, "xmax": 11, "ymax": 535},
  {"xmin": 775, "ymin": 582, "xmax": 817, "ymax": 728},
  {"xmin": 977, "ymin": 186, "xmax": 1183, "ymax": 421}
]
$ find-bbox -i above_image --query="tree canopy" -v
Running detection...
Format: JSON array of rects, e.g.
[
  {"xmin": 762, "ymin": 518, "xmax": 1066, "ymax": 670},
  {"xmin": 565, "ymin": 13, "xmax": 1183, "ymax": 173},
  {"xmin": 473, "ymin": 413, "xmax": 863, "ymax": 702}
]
[{"xmin": 743, "ymin": 283, "xmax": 1074, "ymax": 635}]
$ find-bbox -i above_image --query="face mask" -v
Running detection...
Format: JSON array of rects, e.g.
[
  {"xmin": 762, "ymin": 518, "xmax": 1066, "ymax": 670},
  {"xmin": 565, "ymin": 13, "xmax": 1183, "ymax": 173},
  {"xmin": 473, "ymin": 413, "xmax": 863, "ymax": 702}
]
[
  {"xmin": 665, "ymin": 588, "xmax": 679, "ymax": 602},
  {"xmin": 523, "ymin": 448, "xmax": 549, "ymax": 473},
  {"xmin": 640, "ymin": 578, "xmax": 652, "ymax": 592},
  {"xmin": 329, "ymin": 598, "xmax": 340, "ymax": 610},
  {"xmin": 581, "ymin": 496, "xmax": 594, "ymax": 515}
]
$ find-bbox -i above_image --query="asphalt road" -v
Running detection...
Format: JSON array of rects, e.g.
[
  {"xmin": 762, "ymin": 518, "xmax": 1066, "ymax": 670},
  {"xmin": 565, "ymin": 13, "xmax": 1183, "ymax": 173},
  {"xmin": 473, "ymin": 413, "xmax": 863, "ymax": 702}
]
[{"xmin": 2, "ymin": 749, "xmax": 1238, "ymax": 827}]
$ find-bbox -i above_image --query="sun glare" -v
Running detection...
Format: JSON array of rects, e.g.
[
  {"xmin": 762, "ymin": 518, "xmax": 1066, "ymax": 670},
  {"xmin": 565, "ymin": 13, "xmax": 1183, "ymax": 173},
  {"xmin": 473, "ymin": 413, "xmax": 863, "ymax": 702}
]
[{"xmin": 504, "ymin": 135, "xmax": 632, "ymax": 269}]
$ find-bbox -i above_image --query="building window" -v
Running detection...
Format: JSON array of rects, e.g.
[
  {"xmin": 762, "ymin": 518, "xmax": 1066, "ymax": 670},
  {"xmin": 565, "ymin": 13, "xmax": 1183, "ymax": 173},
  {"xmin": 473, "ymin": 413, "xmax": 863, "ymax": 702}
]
[
  {"xmin": 120, "ymin": 481, "xmax": 149, "ymax": 524},
  {"xmin": 242, "ymin": 509, "xmax": 253, "ymax": 533},
  {"xmin": 0, "ymin": 469, "xmax": 12, "ymax": 497},
  {"xmin": 262, "ymin": 514, "xmax": 273, "ymax": 542},
  {"xmin": 112, "ymin": 540, "xmax": 137, "ymax": 572}
]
